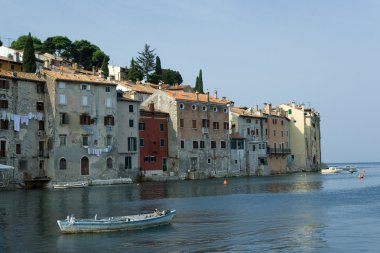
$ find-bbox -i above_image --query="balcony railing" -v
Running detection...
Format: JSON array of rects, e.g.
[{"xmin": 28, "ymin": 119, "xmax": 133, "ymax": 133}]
[{"xmin": 267, "ymin": 147, "xmax": 291, "ymax": 155}]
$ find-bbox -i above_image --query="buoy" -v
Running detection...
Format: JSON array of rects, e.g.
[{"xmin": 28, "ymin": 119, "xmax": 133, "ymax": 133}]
[
  {"xmin": 223, "ymin": 178, "xmax": 228, "ymax": 185},
  {"xmin": 357, "ymin": 174, "xmax": 364, "ymax": 179}
]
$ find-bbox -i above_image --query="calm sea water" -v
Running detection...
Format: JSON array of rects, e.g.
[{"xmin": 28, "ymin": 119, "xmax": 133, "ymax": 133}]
[{"xmin": 1, "ymin": 162, "xmax": 380, "ymax": 253}]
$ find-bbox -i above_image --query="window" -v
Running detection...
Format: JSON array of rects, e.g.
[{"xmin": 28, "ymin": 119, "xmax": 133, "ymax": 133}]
[
  {"xmin": 58, "ymin": 82, "xmax": 66, "ymax": 89},
  {"xmin": 211, "ymin": 141, "xmax": 216, "ymax": 149},
  {"xmin": 82, "ymin": 96, "xmax": 88, "ymax": 106},
  {"xmin": 252, "ymin": 144, "xmax": 256, "ymax": 151},
  {"xmin": 281, "ymin": 120, "xmax": 284, "ymax": 125},
  {"xmin": 59, "ymin": 135, "xmax": 66, "ymax": 146},
  {"xmin": 273, "ymin": 130, "xmax": 276, "ymax": 137},
  {"xmin": 36, "ymin": 102, "xmax": 44, "ymax": 111},
  {"xmin": 106, "ymin": 157, "xmax": 113, "ymax": 169},
  {"xmin": 281, "ymin": 131, "xmax": 284, "ymax": 137},
  {"xmin": 160, "ymin": 123, "xmax": 164, "ymax": 131},
  {"xmin": 105, "ymin": 98, "xmax": 112, "ymax": 108},
  {"xmin": 0, "ymin": 79, "xmax": 10, "ymax": 89},
  {"xmin": 265, "ymin": 129, "xmax": 268, "ymax": 136},
  {"xmin": 0, "ymin": 119, "xmax": 9, "ymax": 129},
  {"xmin": 192, "ymin": 120, "xmax": 197, "ymax": 129},
  {"xmin": 200, "ymin": 140, "xmax": 205, "ymax": 149},
  {"xmin": 288, "ymin": 109, "xmax": 292, "ymax": 115},
  {"xmin": 221, "ymin": 141, "xmax": 226, "ymax": 149},
  {"xmin": 104, "ymin": 115, "xmax": 114, "ymax": 126},
  {"xmin": 58, "ymin": 94, "xmax": 66, "ymax": 105},
  {"xmin": 38, "ymin": 121, "xmax": 45, "ymax": 130},
  {"xmin": 224, "ymin": 122, "xmax": 229, "ymax": 130},
  {"xmin": 60, "ymin": 113, "xmax": 69, "ymax": 124},
  {"xmin": 106, "ymin": 135, "xmax": 112, "ymax": 146},
  {"xmin": 213, "ymin": 122, "xmax": 219, "ymax": 130},
  {"xmin": 202, "ymin": 106, "xmax": 207, "ymax": 111},
  {"xmin": 180, "ymin": 119, "xmax": 184, "ymax": 128},
  {"xmin": 180, "ymin": 140, "xmax": 184, "ymax": 149},
  {"xmin": 36, "ymin": 83, "xmax": 45, "ymax": 93},
  {"xmin": 0, "ymin": 100, "xmax": 8, "ymax": 109},
  {"xmin": 59, "ymin": 158, "xmax": 66, "ymax": 170},
  {"xmin": 202, "ymin": 119, "xmax": 210, "ymax": 128},
  {"xmin": 246, "ymin": 119, "xmax": 251, "ymax": 123},
  {"xmin": 106, "ymin": 86, "xmax": 111, "ymax": 92},
  {"xmin": 179, "ymin": 103, "xmax": 184, "ymax": 109},
  {"xmin": 139, "ymin": 122, "xmax": 145, "ymax": 130},
  {"xmin": 125, "ymin": 156, "xmax": 132, "ymax": 169},
  {"xmin": 80, "ymin": 114, "xmax": 92, "ymax": 125},
  {"xmin": 82, "ymin": 135, "xmax": 89, "ymax": 146},
  {"xmin": 193, "ymin": 141, "xmax": 198, "ymax": 149},
  {"xmin": 81, "ymin": 84, "xmax": 89, "ymax": 90},
  {"xmin": 129, "ymin": 119, "xmax": 134, "ymax": 127},
  {"xmin": 0, "ymin": 140, "xmax": 5, "ymax": 157},
  {"xmin": 10, "ymin": 64, "xmax": 15, "ymax": 71},
  {"xmin": 256, "ymin": 129, "xmax": 259, "ymax": 136},
  {"xmin": 192, "ymin": 104, "xmax": 197, "ymax": 110},
  {"xmin": 16, "ymin": 144, "xmax": 21, "ymax": 154},
  {"xmin": 247, "ymin": 128, "xmax": 250, "ymax": 135},
  {"xmin": 128, "ymin": 137, "xmax": 137, "ymax": 151},
  {"xmin": 140, "ymin": 138, "xmax": 144, "ymax": 147},
  {"xmin": 144, "ymin": 156, "xmax": 150, "ymax": 162},
  {"xmin": 207, "ymin": 158, "xmax": 211, "ymax": 164},
  {"xmin": 223, "ymin": 108, "xmax": 228, "ymax": 113},
  {"xmin": 150, "ymin": 156, "xmax": 157, "ymax": 162},
  {"xmin": 39, "ymin": 141, "xmax": 44, "ymax": 157},
  {"xmin": 213, "ymin": 107, "xmax": 218, "ymax": 112},
  {"xmin": 129, "ymin": 104, "xmax": 134, "ymax": 112},
  {"xmin": 160, "ymin": 139, "xmax": 165, "ymax": 147}
]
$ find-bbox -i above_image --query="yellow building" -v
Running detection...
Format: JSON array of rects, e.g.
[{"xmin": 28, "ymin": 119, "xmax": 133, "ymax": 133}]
[
  {"xmin": 279, "ymin": 102, "xmax": 321, "ymax": 171},
  {"xmin": 0, "ymin": 56, "xmax": 22, "ymax": 72}
]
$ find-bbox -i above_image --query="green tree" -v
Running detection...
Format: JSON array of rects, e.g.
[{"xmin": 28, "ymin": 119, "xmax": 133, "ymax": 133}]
[
  {"xmin": 101, "ymin": 56, "xmax": 109, "ymax": 78},
  {"xmin": 155, "ymin": 56, "xmax": 162, "ymax": 75},
  {"xmin": 195, "ymin": 69, "xmax": 204, "ymax": 93},
  {"xmin": 136, "ymin": 44, "xmax": 156, "ymax": 81},
  {"xmin": 11, "ymin": 35, "xmax": 43, "ymax": 51},
  {"xmin": 127, "ymin": 58, "xmax": 143, "ymax": 82},
  {"xmin": 0, "ymin": 39, "xmax": 3, "ymax": 47},
  {"xmin": 42, "ymin": 36, "xmax": 72, "ymax": 58},
  {"xmin": 161, "ymin": 69, "xmax": 183, "ymax": 85},
  {"xmin": 22, "ymin": 33, "xmax": 37, "ymax": 73},
  {"xmin": 71, "ymin": 40, "xmax": 108, "ymax": 70},
  {"xmin": 148, "ymin": 56, "xmax": 162, "ymax": 84}
]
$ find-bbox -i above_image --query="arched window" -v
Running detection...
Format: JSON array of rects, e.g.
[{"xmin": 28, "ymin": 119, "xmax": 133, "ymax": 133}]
[
  {"xmin": 59, "ymin": 158, "xmax": 66, "ymax": 170},
  {"xmin": 106, "ymin": 157, "xmax": 113, "ymax": 169},
  {"xmin": 81, "ymin": 156, "xmax": 89, "ymax": 175}
]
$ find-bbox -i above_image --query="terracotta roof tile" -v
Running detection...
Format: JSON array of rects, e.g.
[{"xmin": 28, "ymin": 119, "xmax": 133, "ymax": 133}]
[
  {"xmin": 164, "ymin": 90, "xmax": 231, "ymax": 105},
  {"xmin": 43, "ymin": 69, "xmax": 116, "ymax": 85},
  {"xmin": 0, "ymin": 69, "xmax": 45, "ymax": 82},
  {"xmin": 117, "ymin": 82, "xmax": 157, "ymax": 94},
  {"xmin": 230, "ymin": 107, "xmax": 266, "ymax": 118}
]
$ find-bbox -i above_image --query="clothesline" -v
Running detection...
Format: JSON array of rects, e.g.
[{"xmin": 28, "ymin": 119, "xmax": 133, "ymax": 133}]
[
  {"xmin": 87, "ymin": 146, "xmax": 113, "ymax": 156},
  {"xmin": 1, "ymin": 111, "xmax": 44, "ymax": 132}
]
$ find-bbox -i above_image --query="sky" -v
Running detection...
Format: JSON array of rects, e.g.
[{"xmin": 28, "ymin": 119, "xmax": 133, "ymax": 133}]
[{"xmin": 1, "ymin": 0, "xmax": 379, "ymax": 163}]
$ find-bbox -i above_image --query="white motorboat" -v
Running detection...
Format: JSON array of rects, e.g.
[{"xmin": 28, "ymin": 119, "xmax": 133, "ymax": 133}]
[
  {"xmin": 53, "ymin": 181, "xmax": 88, "ymax": 189},
  {"xmin": 321, "ymin": 167, "xmax": 343, "ymax": 174}
]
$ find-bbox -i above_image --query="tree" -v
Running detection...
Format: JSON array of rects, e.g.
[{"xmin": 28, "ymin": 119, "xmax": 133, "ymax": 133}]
[
  {"xmin": 11, "ymin": 35, "xmax": 43, "ymax": 51},
  {"xmin": 42, "ymin": 36, "xmax": 72, "ymax": 58},
  {"xmin": 148, "ymin": 56, "xmax": 162, "ymax": 84},
  {"xmin": 161, "ymin": 69, "xmax": 183, "ymax": 85},
  {"xmin": 70, "ymin": 40, "xmax": 108, "ymax": 70},
  {"xmin": 0, "ymin": 39, "xmax": 2, "ymax": 47},
  {"xmin": 22, "ymin": 33, "xmax": 37, "ymax": 73},
  {"xmin": 101, "ymin": 56, "xmax": 109, "ymax": 78},
  {"xmin": 195, "ymin": 69, "xmax": 204, "ymax": 93},
  {"xmin": 155, "ymin": 56, "xmax": 162, "ymax": 75},
  {"xmin": 136, "ymin": 44, "xmax": 156, "ymax": 81},
  {"xmin": 127, "ymin": 58, "xmax": 143, "ymax": 82}
]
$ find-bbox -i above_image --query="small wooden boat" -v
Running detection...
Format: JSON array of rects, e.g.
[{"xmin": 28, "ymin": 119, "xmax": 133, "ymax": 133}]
[
  {"xmin": 53, "ymin": 181, "xmax": 88, "ymax": 189},
  {"xmin": 57, "ymin": 209, "xmax": 176, "ymax": 234}
]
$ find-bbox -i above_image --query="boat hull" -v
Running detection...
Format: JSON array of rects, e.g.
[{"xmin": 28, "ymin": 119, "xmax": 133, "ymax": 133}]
[{"xmin": 57, "ymin": 210, "xmax": 176, "ymax": 233}]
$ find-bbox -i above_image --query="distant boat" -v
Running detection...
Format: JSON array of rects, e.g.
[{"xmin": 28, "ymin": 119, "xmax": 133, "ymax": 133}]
[
  {"xmin": 321, "ymin": 167, "xmax": 343, "ymax": 174},
  {"xmin": 57, "ymin": 209, "xmax": 176, "ymax": 234},
  {"xmin": 53, "ymin": 181, "xmax": 88, "ymax": 189},
  {"xmin": 343, "ymin": 165, "xmax": 358, "ymax": 173}
]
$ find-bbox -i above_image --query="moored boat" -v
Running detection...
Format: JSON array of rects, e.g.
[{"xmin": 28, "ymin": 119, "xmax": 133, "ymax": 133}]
[
  {"xmin": 57, "ymin": 209, "xmax": 176, "ymax": 233},
  {"xmin": 321, "ymin": 167, "xmax": 343, "ymax": 174},
  {"xmin": 53, "ymin": 181, "xmax": 88, "ymax": 189}
]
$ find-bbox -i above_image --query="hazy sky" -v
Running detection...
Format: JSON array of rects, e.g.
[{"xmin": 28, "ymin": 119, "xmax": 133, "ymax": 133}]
[{"xmin": 1, "ymin": 0, "xmax": 379, "ymax": 163}]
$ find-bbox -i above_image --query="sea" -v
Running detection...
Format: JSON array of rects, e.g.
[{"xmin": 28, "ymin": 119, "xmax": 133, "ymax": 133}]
[{"xmin": 1, "ymin": 162, "xmax": 380, "ymax": 253}]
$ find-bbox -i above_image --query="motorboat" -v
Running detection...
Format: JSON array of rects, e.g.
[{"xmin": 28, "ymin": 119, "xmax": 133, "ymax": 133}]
[
  {"xmin": 343, "ymin": 165, "xmax": 358, "ymax": 173},
  {"xmin": 53, "ymin": 181, "xmax": 88, "ymax": 189},
  {"xmin": 57, "ymin": 209, "xmax": 176, "ymax": 234},
  {"xmin": 321, "ymin": 167, "xmax": 343, "ymax": 174}
]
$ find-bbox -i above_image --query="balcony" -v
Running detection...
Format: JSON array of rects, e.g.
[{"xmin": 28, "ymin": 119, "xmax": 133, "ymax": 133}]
[{"xmin": 267, "ymin": 147, "xmax": 291, "ymax": 155}]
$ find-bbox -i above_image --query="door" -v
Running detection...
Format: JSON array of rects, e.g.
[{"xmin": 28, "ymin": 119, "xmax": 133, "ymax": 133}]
[{"xmin": 81, "ymin": 157, "xmax": 89, "ymax": 175}]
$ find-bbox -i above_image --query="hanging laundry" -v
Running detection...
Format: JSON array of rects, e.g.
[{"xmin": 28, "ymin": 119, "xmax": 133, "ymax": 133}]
[
  {"xmin": 1, "ymin": 111, "xmax": 6, "ymax": 120},
  {"xmin": 13, "ymin": 115, "xmax": 21, "ymax": 131},
  {"xmin": 37, "ymin": 112, "xmax": 43, "ymax": 121}
]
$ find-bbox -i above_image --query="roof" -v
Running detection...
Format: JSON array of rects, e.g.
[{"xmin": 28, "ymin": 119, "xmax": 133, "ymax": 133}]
[
  {"xmin": 117, "ymin": 82, "xmax": 157, "ymax": 94},
  {"xmin": 0, "ymin": 69, "xmax": 45, "ymax": 82},
  {"xmin": 117, "ymin": 92, "xmax": 140, "ymax": 102},
  {"xmin": 43, "ymin": 69, "xmax": 116, "ymax": 85},
  {"xmin": 164, "ymin": 90, "xmax": 231, "ymax": 105},
  {"xmin": 230, "ymin": 107, "xmax": 266, "ymax": 118}
]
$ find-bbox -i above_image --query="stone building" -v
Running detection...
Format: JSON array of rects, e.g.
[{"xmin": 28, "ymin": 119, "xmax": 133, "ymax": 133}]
[
  {"xmin": 263, "ymin": 103, "xmax": 291, "ymax": 174},
  {"xmin": 230, "ymin": 107, "xmax": 269, "ymax": 176},
  {"xmin": 142, "ymin": 90, "xmax": 232, "ymax": 179},
  {"xmin": 279, "ymin": 102, "xmax": 322, "ymax": 171},
  {"xmin": 44, "ymin": 70, "xmax": 120, "ymax": 182},
  {"xmin": 0, "ymin": 69, "xmax": 47, "ymax": 180},
  {"xmin": 116, "ymin": 92, "xmax": 140, "ymax": 180}
]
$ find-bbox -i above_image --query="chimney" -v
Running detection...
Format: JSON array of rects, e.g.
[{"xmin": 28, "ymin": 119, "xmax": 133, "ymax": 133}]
[
  {"xmin": 263, "ymin": 103, "xmax": 272, "ymax": 114},
  {"xmin": 148, "ymin": 101, "xmax": 155, "ymax": 112},
  {"xmin": 195, "ymin": 91, "xmax": 199, "ymax": 101},
  {"xmin": 205, "ymin": 91, "xmax": 209, "ymax": 102},
  {"xmin": 214, "ymin": 90, "xmax": 218, "ymax": 99}
]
